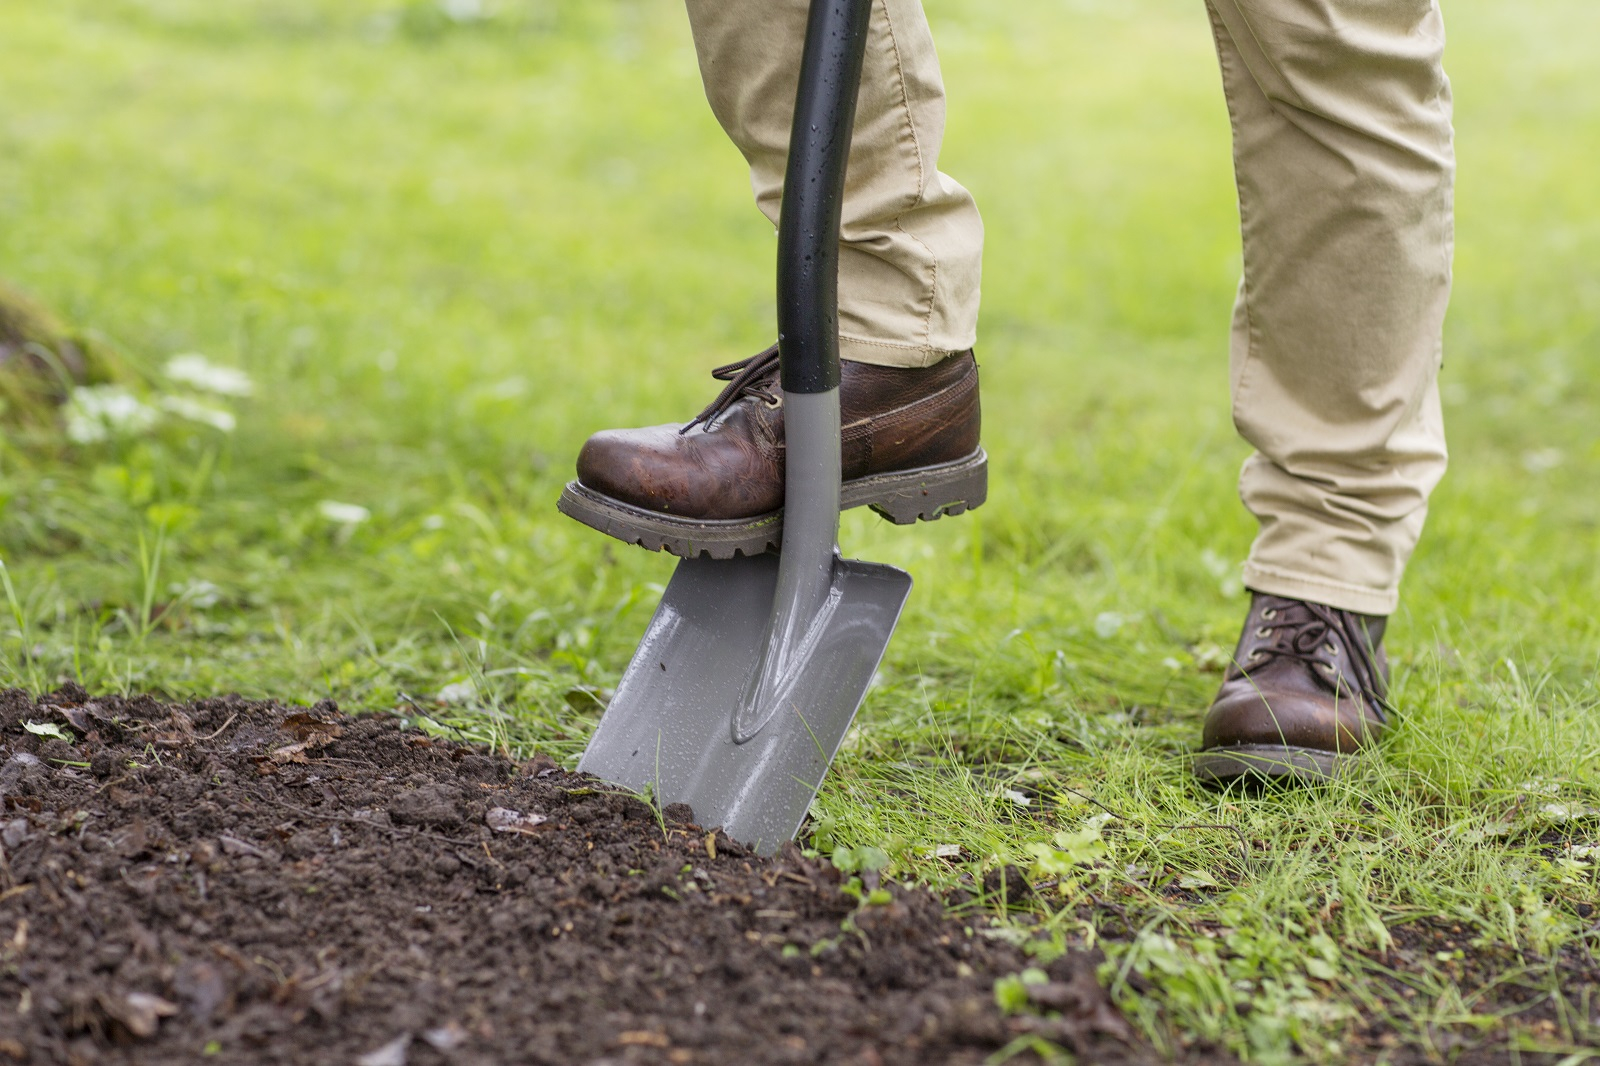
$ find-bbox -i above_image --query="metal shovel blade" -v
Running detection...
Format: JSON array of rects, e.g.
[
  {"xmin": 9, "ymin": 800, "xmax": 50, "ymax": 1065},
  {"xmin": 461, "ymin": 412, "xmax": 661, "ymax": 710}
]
[{"xmin": 577, "ymin": 551, "xmax": 910, "ymax": 854}]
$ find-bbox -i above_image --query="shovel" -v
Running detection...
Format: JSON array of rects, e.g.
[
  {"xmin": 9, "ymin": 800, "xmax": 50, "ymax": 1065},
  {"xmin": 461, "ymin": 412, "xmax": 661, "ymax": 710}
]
[{"xmin": 576, "ymin": 0, "xmax": 910, "ymax": 854}]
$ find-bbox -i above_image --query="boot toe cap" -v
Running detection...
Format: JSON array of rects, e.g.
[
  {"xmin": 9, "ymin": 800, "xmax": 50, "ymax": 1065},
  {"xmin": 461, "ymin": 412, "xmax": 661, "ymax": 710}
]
[
  {"xmin": 576, "ymin": 425, "xmax": 688, "ymax": 514},
  {"xmin": 1201, "ymin": 681, "xmax": 1379, "ymax": 754}
]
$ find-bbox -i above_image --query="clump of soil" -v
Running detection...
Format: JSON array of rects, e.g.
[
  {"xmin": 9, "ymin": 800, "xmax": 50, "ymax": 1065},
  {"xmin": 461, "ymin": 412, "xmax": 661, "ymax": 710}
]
[{"xmin": 0, "ymin": 687, "xmax": 1151, "ymax": 1065}]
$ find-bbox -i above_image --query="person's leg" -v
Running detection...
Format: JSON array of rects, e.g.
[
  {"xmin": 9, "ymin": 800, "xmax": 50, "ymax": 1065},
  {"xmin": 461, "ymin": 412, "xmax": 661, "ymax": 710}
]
[
  {"xmin": 561, "ymin": 0, "xmax": 988, "ymax": 555},
  {"xmin": 1197, "ymin": 0, "xmax": 1454, "ymax": 782},
  {"xmin": 685, "ymin": 0, "xmax": 983, "ymax": 367},
  {"xmin": 1211, "ymin": 0, "xmax": 1453, "ymax": 615}
]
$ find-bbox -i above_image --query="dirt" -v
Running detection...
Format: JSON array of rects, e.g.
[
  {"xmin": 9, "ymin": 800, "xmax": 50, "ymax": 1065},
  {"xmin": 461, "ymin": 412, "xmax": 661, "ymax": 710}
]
[
  {"xmin": 1348, "ymin": 916, "xmax": 1599, "ymax": 1065},
  {"xmin": 0, "ymin": 686, "xmax": 1160, "ymax": 1066},
  {"xmin": 7, "ymin": 686, "xmax": 1579, "ymax": 1065}
]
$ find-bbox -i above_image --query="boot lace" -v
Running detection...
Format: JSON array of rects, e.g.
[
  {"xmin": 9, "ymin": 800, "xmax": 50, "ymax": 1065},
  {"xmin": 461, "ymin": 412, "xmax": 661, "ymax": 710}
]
[
  {"xmin": 680, "ymin": 344, "xmax": 781, "ymax": 435},
  {"xmin": 1248, "ymin": 599, "xmax": 1392, "ymax": 720}
]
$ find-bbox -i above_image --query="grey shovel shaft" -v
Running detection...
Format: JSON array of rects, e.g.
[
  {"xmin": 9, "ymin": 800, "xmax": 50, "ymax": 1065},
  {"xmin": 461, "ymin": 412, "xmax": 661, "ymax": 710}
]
[
  {"xmin": 751, "ymin": 0, "xmax": 873, "ymax": 718},
  {"xmin": 733, "ymin": 392, "xmax": 839, "ymax": 743}
]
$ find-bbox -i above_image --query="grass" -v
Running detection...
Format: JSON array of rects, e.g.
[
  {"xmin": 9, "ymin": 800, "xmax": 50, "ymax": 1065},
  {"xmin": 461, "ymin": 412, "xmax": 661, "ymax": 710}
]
[{"xmin": 1, "ymin": 0, "xmax": 1597, "ymax": 1060}]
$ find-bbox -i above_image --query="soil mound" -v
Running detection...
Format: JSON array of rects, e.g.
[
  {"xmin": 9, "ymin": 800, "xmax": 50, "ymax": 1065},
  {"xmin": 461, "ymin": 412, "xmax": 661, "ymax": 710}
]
[{"xmin": 0, "ymin": 687, "xmax": 1153, "ymax": 1065}]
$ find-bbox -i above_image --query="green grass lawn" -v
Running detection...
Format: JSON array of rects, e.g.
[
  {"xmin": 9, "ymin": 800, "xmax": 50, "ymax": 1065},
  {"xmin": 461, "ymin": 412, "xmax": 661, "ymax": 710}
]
[{"xmin": 2, "ymin": 0, "xmax": 1597, "ymax": 1060}]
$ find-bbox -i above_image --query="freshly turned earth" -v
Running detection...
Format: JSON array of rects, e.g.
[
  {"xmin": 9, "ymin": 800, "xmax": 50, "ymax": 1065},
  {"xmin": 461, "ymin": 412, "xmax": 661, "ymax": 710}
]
[{"xmin": 0, "ymin": 687, "xmax": 1150, "ymax": 1066}]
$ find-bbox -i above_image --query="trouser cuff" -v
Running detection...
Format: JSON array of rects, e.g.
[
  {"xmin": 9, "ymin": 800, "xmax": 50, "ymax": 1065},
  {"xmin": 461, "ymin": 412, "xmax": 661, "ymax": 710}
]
[
  {"xmin": 1242, "ymin": 562, "xmax": 1398, "ymax": 617},
  {"xmin": 839, "ymin": 334, "xmax": 965, "ymax": 369}
]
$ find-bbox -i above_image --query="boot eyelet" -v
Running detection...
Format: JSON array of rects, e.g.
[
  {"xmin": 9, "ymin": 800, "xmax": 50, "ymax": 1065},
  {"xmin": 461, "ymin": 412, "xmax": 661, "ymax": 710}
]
[
  {"xmin": 1261, "ymin": 608, "xmax": 1277, "ymax": 620},
  {"xmin": 1255, "ymin": 627, "xmax": 1272, "ymax": 638},
  {"xmin": 764, "ymin": 396, "xmax": 783, "ymax": 409},
  {"xmin": 1324, "ymin": 643, "xmax": 1337, "ymax": 655}
]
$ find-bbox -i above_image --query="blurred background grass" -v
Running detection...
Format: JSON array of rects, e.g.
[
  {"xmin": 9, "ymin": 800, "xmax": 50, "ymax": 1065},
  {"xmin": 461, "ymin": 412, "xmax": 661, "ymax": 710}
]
[{"xmin": 1, "ymin": 0, "xmax": 1597, "ymax": 1059}]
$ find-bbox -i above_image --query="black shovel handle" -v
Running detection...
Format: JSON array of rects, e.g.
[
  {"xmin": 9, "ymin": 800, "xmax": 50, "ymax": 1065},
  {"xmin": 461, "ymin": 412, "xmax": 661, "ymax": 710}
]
[{"xmin": 777, "ymin": 0, "xmax": 872, "ymax": 395}]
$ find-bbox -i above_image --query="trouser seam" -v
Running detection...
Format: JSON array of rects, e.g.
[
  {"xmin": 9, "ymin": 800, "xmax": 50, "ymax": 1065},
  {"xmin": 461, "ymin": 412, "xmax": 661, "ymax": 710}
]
[
  {"xmin": 1206, "ymin": 0, "xmax": 1264, "ymax": 431},
  {"xmin": 877, "ymin": 0, "xmax": 927, "ymax": 209},
  {"xmin": 1433, "ymin": 62, "xmax": 1455, "ymax": 292},
  {"xmin": 892, "ymin": 220, "xmax": 939, "ymax": 349},
  {"xmin": 878, "ymin": 0, "xmax": 938, "ymax": 349}
]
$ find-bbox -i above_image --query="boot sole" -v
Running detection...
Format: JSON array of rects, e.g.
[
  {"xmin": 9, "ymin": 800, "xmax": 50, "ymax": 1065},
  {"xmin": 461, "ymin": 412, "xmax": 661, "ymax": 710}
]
[
  {"xmin": 557, "ymin": 447, "xmax": 988, "ymax": 559},
  {"xmin": 1192, "ymin": 744, "xmax": 1353, "ymax": 786}
]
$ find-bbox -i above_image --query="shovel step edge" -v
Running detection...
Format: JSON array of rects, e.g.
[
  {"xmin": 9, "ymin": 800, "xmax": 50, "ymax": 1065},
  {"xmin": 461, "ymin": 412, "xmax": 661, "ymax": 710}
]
[{"xmin": 558, "ymin": 447, "xmax": 987, "ymax": 560}]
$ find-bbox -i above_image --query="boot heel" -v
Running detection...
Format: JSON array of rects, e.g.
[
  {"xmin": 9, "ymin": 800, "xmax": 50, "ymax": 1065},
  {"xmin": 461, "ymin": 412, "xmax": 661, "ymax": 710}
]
[{"xmin": 846, "ymin": 448, "xmax": 988, "ymax": 526}]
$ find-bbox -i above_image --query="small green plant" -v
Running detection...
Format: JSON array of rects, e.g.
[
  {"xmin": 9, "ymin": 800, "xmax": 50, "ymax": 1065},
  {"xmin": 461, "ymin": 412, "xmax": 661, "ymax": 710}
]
[
  {"xmin": 830, "ymin": 843, "xmax": 894, "ymax": 906},
  {"xmin": 1105, "ymin": 914, "xmax": 1357, "ymax": 1064},
  {"xmin": 0, "ymin": 555, "xmax": 43, "ymax": 690},
  {"xmin": 831, "ymin": 843, "xmax": 890, "ymax": 877},
  {"xmin": 1024, "ymin": 825, "xmax": 1106, "ymax": 885},
  {"xmin": 128, "ymin": 523, "xmax": 168, "ymax": 647},
  {"xmin": 634, "ymin": 776, "xmax": 669, "ymax": 844},
  {"xmin": 993, "ymin": 967, "xmax": 1049, "ymax": 1015}
]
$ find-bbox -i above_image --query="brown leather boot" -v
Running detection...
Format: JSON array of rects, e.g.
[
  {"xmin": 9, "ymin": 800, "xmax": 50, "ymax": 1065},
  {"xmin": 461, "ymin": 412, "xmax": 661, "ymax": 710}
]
[
  {"xmin": 558, "ymin": 344, "xmax": 987, "ymax": 558},
  {"xmin": 1193, "ymin": 593, "xmax": 1391, "ymax": 785}
]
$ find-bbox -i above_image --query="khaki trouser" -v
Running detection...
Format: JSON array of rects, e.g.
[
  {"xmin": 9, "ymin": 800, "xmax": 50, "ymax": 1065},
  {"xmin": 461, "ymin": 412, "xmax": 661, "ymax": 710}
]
[{"xmin": 686, "ymin": 0, "xmax": 1454, "ymax": 616}]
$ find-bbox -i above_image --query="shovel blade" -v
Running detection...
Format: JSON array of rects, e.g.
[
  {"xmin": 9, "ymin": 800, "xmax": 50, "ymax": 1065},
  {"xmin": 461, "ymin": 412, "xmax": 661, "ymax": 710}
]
[{"xmin": 578, "ymin": 552, "xmax": 911, "ymax": 854}]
